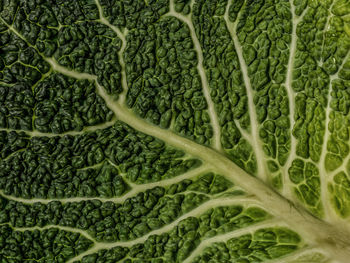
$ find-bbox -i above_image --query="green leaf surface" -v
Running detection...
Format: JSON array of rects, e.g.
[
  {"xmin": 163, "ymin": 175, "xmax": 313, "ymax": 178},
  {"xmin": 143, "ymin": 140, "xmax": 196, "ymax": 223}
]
[{"xmin": 0, "ymin": 0, "xmax": 350, "ymax": 262}]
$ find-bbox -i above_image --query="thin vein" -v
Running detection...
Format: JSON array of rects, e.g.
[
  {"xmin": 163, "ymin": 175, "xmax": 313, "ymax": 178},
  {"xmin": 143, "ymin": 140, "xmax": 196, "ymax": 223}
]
[
  {"xmin": 66, "ymin": 197, "xmax": 257, "ymax": 263},
  {"xmin": 166, "ymin": 0, "xmax": 223, "ymax": 152},
  {"xmin": 0, "ymin": 165, "xmax": 211, "ymax": 204},
  {"xmin": 0, "ymin": 118, "xmax": 117, "ymax": 138},
  {"xmin": 223, "ymin": 2, "xmax": 266, "ymax": 181},
  {"xmin": 319, "ymin": 49, "xmax": 350, "ymax": 222},
  {"xmin": 8, "ymin": 224, "xmax": 96, "ymax": 244},
  {"xmin": 94, "ymin": 0, "xmax": 128, "ymax": 104},
  {"xmin": 183, "ymin": 219, "xmax": 282, "ymax": 263},
  {"xmin": 283, "ymin": 2, "xmax": 308, "ymax": 198}
]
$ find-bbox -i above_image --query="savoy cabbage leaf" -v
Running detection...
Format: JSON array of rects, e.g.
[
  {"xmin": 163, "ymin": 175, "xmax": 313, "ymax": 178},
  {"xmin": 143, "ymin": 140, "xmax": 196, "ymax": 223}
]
[{"xmin": 0, "ymin": 0, "xmax": 350, "ymax": 262}]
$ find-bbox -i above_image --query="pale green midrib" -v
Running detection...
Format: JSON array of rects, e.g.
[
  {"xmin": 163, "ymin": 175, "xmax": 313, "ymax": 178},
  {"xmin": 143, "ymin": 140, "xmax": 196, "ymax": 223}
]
[
  {"xmin": 166, "ymin": 0, "xmax": 223, "ymax": 153},
  {"xmin": 2, "ymin": 8, "xmax": 350, "ymax": 263},
  {"xmin": 223, "ymin": 2, "xmax": 267, "ymax": 182},
  {"xmin": 65, "ymin": 196, "xmax": 260, "ymax": 263},
  {"xmin": 97, "ymin": 83, "xmax": 350, "ymax": 262},
  {"xmin": 0, "ymin": 165, "xmax": 211, "ymax": 204}
]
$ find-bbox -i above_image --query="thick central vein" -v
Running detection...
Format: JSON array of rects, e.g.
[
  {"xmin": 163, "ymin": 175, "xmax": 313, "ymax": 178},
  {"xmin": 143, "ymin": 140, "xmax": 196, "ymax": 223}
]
[
  {"xmin": 223, "ymin": 3, "xmax": 266, "ymax": 182},
  {"xmin": 97, "ymin": 83, "xmax": 350, "ymax": 261},
  {"xmin": 167, "ymin": 0, "xmax": 223, "ymax": 152}
]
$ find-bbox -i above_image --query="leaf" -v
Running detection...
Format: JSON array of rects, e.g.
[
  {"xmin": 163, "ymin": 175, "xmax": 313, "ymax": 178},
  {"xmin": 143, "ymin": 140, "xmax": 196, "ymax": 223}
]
[{"xmin": 0, "ymin": 0, "xmax": 350, "ymax": 262}]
